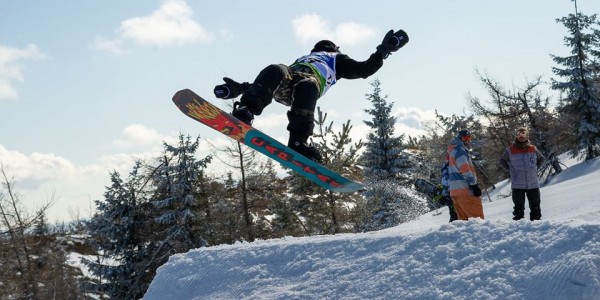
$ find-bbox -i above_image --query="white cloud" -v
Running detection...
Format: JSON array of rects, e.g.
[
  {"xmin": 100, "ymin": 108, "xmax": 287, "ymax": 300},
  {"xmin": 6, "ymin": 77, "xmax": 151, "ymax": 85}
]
[
  {"xmin": 0, "ymin": 145, "xmax": 76, "ymax": 189},
  {"xmin": 0, "ymin": 124, "xmax": 229, "ymax": 221},
  {"xmin": 112, "ymin": 124, "xmax": 168, "ymax": 149},
  {"xmin": 0, "ymin": 144, "xmax": 106, "ymax": 221},
  {"xmin": 349, "ymin": 107, "xmax": 438, "ymax": 140},
  {"xmin": 393, "ymin": 107, "xmax": 438, "ymax": 138},
  {"xmin": 292, "ymin": 13, "xmax": 377, "ymax": 46},
  {"xmin": 91, "ymin": 0, "xmax": 211, "ymax": 54},
  {"xmin": 120, "ymin": 0, "xmax": 211, "ymax": 47},
  {"xmin": 0, "ymin": 132, "xmax": 170, "ymax": 222},
  {"xmin": 0, "ymin": 43, "xmax": 45, "ymax": 99},
  {"xmin": 89, "ymin": 36, "xmax": 124, "ymax": 55}
]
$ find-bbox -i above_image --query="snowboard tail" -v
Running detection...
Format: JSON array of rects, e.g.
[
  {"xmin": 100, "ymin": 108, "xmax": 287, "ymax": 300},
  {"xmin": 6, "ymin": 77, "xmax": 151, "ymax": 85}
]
[{"xmin": 172, "ymin": 89, "xmax": 364, "ymax": 193}]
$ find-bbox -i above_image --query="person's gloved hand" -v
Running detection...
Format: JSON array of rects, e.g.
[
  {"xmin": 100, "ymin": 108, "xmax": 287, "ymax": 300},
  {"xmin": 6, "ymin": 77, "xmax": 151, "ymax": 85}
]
[
  {"xmin": 376, "ymin": 29, "xmax": 409, "ymax": 58},
  {"xmin": 214, "ymin": 77, "xmax": 250, "ymax": 99},
  {"xmin": 469, "ymin": 184, "xmax": 482, "ymax": 197}
]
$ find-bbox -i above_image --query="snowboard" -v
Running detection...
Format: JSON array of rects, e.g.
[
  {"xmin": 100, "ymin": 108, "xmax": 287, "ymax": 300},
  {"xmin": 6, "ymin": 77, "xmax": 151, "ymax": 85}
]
[{"xmin": 172, "ymin": 89, "xmax": 365, "ymax": 193}]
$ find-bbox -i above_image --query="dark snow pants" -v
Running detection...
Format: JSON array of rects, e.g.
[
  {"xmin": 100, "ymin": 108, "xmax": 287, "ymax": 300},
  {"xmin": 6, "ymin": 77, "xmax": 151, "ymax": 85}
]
[
  {"xmin": 512, "ymin": 188, "xmax": 541, "ymax": 221},
  {"xmin": 240, "ymin": 64, "xmax": 320, "ymax": 139}
]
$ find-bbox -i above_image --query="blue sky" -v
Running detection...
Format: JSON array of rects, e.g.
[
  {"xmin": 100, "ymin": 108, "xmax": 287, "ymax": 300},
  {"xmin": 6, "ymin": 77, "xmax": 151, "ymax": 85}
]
[{"xmin": 1, "ymin": 0, "xmax": 598, "ymax": 221}]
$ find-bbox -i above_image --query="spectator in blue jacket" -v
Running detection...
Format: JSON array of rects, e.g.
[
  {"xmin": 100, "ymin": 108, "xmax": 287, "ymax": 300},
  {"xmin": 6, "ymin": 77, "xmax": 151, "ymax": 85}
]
[
  {"xmin": 499, "ymin": 127, "xmax": 545, "ymax": 221},
  {"xmin": 447, "ymin": 129, "xmax": 484, "ymax": 220}
]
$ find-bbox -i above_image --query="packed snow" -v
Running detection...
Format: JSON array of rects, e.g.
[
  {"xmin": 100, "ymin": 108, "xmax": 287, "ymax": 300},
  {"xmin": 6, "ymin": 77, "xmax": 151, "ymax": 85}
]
[{"xmin": 144, "ymin": 155, "xmax": 600, "ymax": 300}]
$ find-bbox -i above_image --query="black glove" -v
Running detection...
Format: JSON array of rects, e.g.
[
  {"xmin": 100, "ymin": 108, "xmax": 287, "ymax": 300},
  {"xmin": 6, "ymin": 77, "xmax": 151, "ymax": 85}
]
[
  {"xmin": 376, "ymin": 29, "xmax": 409, "ymax": 58},
  {"xmin": 469, "ymin": 184, "xmax": 482, "ymax": 197},
  {"xmin": 214, "ymin": 77, "xmax": 250, "ymax": 99}
]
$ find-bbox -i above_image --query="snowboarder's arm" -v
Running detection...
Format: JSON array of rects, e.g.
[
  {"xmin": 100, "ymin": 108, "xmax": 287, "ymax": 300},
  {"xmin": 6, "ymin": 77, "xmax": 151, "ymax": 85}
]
[
  {"xmin": 336, "ymin": 29, "xmax": 409, "ymax": 80},
  {"xmin": 335, "ymin": 53, "xmax": 384, "ymax": 79}
]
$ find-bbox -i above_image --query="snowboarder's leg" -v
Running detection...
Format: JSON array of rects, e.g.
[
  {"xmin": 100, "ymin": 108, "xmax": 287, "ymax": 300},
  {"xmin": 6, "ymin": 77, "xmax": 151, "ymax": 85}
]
[
  {"xmin": 527, "ymin": 188, "xmax": 542, "ymax": 221},
  {"xmin": 234, "ymin": 64, "xmax": 289, "ymax": 124},
  {"xmin": 287, "ymin": 109, "xmax": 322, "ymax": 163},
  {"xmin": 286, "ymin": 78, "xmax": 321, "ymax": 162},
  {"xmin": 512, "ymin": 189, "xmax": 526, "ymax": 220}
]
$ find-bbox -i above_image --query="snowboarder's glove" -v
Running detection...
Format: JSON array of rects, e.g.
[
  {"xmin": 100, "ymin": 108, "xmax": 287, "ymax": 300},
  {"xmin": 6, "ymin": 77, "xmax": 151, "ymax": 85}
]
[
  {"xmin": 214, "ymin": 77, "xmax": 250, "ymax": 99},
  {"xmin": 376, "ymin": 29, "xmax": 409, "ymax": 59},
  {"xmin": 469, "ymin": 184, "xmax": 482, "ymax": 197}
]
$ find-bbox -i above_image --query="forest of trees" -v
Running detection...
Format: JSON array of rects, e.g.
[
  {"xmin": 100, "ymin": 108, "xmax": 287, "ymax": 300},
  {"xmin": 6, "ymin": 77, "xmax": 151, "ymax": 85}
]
[{"xmin": 1, "ymin": 8, "xmax": 599, "ymax": 300}]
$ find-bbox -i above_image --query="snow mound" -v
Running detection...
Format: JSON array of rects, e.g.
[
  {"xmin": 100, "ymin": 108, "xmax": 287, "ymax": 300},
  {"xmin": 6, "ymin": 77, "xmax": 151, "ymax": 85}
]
[
  {"xmin": 144, "ymin": 156, "xmax": 600, "ymax": 299},
  {"xmin": 144, "ymin": 220, "xmax": 600, "ymax": 299}
]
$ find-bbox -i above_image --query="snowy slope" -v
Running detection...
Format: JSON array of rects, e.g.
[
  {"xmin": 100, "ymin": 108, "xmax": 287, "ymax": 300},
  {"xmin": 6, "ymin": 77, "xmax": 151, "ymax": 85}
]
[{"xmin": 144, "ymin": 156, "xmax": 600, "ymax": 300}]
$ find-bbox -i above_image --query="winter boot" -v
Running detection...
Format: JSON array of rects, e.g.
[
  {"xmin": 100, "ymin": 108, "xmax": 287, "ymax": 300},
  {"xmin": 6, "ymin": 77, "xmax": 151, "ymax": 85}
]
[
  {"xmin": 512, "ymin": 211, "xmax": 524, "ymax": 221},
  {"xmin": 232, "ymin": 101, "xmax": 254, "ymax": 125}
]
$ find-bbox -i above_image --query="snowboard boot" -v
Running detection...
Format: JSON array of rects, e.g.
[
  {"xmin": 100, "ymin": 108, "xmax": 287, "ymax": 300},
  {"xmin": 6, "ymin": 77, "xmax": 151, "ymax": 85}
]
[
  {"xmin": 232, "ymin": 102, "xmax": 254, "ymax": 125},
  {"xmin": 287, "ymin": 109, "xmax": 322, "ymax": 163},
  {"xmin": 288, "ymin": 134, "xmax": 322, "ymax": 163}
]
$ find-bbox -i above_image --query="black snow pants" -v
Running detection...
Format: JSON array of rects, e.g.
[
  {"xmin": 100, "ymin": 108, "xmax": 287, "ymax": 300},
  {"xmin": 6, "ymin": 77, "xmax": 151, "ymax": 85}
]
[
  {"xmin": 512, "ymin": 188, "xmax": 541, "ymax": 221},
  {"xmin": 239, "ymin": 64, "xmax": 320, "ymax": 139}
]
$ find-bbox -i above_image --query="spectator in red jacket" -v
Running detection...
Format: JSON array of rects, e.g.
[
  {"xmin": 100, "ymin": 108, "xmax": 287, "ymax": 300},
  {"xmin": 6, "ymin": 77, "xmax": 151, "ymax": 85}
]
[{"xmin": 499, "ymin": 127, "xmax": 545, "ymax": 221}]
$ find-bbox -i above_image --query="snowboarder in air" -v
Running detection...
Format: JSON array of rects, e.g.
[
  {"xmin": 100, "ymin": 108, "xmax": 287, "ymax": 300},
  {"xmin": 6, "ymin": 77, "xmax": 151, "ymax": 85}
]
[{"xmin": 213, "ymin": 29, "xmax": 409, "ymax": 163}]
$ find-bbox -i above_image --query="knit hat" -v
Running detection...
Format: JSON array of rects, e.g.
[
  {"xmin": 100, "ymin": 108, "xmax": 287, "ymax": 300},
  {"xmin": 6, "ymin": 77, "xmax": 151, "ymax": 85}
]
[
  {"xmin": 457, "ymin": 129, "xmax": 472, "ymax": 141},
  {"xmin": 311, "ymin": 40, "xmax": 340, "ymax": 53}
]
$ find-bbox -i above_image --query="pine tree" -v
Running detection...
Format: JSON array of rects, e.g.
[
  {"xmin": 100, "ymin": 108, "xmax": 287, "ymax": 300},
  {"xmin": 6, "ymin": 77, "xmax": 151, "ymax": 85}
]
[
  {"xmin": 356, "ymin": 80, "xmax": 427, "ymax": 231},
  {"xmin": 83, "ymin": 162, "xmax": 149, "ymax": 299},
  {"xmin": 360, "ymin": 79, "xmax": 414, "ymax": 182},
  {"xmin": 151, "ymin": 134, "xmax": 212, "ymax": 252},
  {"xmin": 551, "ymin": 9, "xmax": 600, "ymax": 160}
]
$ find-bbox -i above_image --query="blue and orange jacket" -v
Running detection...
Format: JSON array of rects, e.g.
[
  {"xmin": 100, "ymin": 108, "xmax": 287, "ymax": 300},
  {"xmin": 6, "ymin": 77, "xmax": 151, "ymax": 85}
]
[{"xmin": 446, "ymin": 137, "xmax": 478, "ymax": 196}]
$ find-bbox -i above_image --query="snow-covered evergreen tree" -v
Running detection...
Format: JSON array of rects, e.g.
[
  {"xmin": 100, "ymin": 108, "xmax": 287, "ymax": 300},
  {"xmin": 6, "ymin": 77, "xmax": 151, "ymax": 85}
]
[
  {"xmin": 356, "ymin": 80, "xmax": 428, "ymax": 231},
  {"xmin": 84, "ymin": 162, "xmax": 149, "ymax": 299},
  {"xmin": 360, "ymin": 79, "xmax": 414, "ymax": 182},
  {"xmin": 152, "ymin": 134, "xmax": 211, "ymax": 252},
  {"xmin": 551, "ymin": 10, "xmax": 600, "ymax": 160}
]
